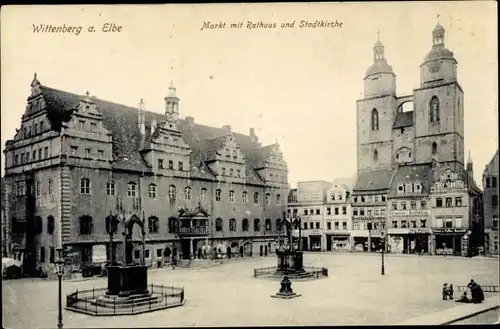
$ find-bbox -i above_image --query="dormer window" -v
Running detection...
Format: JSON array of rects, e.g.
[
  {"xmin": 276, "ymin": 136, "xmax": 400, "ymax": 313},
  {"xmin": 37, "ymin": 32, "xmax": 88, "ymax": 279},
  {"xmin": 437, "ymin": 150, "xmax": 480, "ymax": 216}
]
[{"xmin": 398, "ymin": 185, "xmax": 404, "ymax": 193}]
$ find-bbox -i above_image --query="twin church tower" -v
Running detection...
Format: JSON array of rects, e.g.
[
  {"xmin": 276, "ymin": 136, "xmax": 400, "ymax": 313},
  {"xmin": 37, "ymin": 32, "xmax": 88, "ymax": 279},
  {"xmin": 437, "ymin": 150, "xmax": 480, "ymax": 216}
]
[{"xmin": 356, "ymin": 19, "xmax": 466, "ymax": 176}]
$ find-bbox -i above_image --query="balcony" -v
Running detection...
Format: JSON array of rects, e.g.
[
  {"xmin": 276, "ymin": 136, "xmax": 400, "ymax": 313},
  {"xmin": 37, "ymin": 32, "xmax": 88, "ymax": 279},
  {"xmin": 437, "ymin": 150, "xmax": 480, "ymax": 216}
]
[{"xmin": 176, "ymin": 226, "xmax": 210, "ymax": 237}]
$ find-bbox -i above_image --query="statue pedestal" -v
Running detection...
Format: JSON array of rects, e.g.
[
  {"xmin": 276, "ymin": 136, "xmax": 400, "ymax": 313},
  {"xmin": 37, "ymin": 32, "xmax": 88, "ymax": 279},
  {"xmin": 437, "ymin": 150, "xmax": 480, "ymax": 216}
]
[
  {"xmin": 106, "ymin": 265, "xmax": 149, "ymax": 297},
  {"xmin": 270, "ymin": 275, "xmax": 302, "ymax": 299}
]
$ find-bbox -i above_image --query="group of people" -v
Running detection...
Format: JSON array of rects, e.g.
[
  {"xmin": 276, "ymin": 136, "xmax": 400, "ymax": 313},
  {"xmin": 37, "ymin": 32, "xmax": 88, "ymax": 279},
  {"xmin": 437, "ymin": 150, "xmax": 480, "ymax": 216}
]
[{"xmin": 443, "ymin": 279, "xmax": 485, "ymax": 304}]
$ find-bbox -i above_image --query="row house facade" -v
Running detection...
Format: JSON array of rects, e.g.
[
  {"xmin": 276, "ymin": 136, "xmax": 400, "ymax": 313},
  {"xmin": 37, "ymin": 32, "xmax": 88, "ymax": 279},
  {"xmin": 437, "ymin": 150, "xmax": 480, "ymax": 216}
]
[
  {"xmin": 2, "ymin": 75, "xmax": 289, "ymax": 276},
  {"xmin": 483, "ymin": 149, "xmax": 499, "ymax": 255}
]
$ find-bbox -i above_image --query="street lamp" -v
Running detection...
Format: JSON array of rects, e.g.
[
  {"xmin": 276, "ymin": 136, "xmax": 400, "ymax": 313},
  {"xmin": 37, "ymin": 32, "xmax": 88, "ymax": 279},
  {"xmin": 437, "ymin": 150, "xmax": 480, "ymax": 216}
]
[
  {"xmin": 381, "ymin": 230, "xmax": 385, "ymax": 275},
  {"xmin": 467, "ymin": 230, "xmax": 472, "ymax": 258},
  {"xmin": 54, "ymin": 247, "xmax": 65, "ymax": 329}
]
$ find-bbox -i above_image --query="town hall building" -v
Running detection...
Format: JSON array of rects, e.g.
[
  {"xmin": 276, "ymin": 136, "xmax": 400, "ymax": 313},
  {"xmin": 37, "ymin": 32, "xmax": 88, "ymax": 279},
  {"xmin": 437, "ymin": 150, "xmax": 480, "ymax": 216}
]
[
  {"xmin": 3, "ymin": 76, "xmax": 289, "ymax": 276},
  {"xmin": 352, "ymin": 21, "xmax": 483, "ymax": 256}
]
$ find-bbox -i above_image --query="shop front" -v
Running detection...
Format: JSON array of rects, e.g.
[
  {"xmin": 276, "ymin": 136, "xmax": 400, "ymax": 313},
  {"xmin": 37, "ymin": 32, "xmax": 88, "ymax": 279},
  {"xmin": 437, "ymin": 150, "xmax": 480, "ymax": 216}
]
[
  {"xmin": 350, "ymin": 230, "xmax": 369, "ymax": 252},
  {"xmin": 408, "ymin": 228, "xmax": 432, "ymax": 255},
  {"xmin": 433, "ymin": 228, "xmax": 468, "ymax": 256},
  {"xmin": 326, "ymin": 232, "xmax": 351, "ymax": 251},
  {"xmin": 308, "ymin": 230, "xmax": 323, "ymax": 251},
  {"xmin": 369, "ymin": 230, "xmax": 384, "ymax": 252}
]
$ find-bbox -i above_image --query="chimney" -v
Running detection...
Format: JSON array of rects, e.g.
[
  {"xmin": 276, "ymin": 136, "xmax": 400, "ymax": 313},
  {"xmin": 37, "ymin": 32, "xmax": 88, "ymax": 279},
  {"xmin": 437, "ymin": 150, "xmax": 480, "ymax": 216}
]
[
  {"xmin": 222, "ymin": 125, "xmax": 231, "ymax": 133},
  {"xmin": 185, "ymin": 116, "xmax": 195, "ymax": 126},
  {"xmin": 249, "ymin": 127, "xmax": 258, "ymax": 143},
  {"xmin": 151, "ymin": 119, "xmax": 157, "ymax": 133}
]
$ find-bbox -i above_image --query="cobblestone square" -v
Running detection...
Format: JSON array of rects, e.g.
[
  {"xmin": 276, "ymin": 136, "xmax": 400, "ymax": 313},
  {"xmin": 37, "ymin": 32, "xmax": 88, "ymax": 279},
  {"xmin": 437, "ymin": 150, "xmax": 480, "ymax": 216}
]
[{"xmin": 3, "ymin": 253, "xmax": 499, "ymax": 328}]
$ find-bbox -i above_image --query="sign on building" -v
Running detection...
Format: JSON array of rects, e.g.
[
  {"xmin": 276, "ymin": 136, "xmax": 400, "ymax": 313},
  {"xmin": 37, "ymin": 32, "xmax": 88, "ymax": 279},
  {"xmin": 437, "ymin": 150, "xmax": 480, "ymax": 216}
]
[{"xmin": 92, "ymin": 245, "xmax": 107, "ymax": 263}]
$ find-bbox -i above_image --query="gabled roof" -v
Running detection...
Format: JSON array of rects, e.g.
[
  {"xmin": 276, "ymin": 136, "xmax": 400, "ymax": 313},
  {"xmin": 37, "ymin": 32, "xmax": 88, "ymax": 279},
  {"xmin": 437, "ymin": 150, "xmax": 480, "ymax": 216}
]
[
  {"xmin": 353, "ymin": 168, "xmax": 395, "ymax": 193},
  {"xmin": 388, "ymin": 164, "xmax": 433, "ymax": 197},
  {"xmin": 33, "ymin": 85, "xmax": 278, "ymax": 185},
  {"xmin": 393, "ymin": 111, "xmax": 414, "ymax": 129}
]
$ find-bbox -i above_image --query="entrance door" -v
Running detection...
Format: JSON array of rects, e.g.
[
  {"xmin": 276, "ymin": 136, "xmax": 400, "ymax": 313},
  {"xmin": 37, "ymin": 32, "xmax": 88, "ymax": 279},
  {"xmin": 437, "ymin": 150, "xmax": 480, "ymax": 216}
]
[
  {"xmin": 259, "ymin": 245, "xmax": 263, "ymax": 256},
  {"xmin": 226, "ymin": 246, "xmax": 232, "ymax": 258},
  {"xmin": 239, "ymin": 246, "xmax": 244, "ymax": 257},
  {"xmin": 326, "ymin": 235, "xmax": 332, "ymax": 251},
  {"xmin": 264, "ymin": 245, "xmax": 268, "ymax": 256},
  {"xmin": 181, "ymin": 240, "xmax": 190, "ymax": 260}
]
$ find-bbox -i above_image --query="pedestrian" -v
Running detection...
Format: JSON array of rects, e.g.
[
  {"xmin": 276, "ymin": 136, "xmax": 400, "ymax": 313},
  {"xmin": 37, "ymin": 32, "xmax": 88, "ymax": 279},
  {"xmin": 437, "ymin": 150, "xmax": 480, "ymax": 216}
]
[
  {"xmin": 449, "ymin": 284, "xmax": 454, "ymax": 299},
  {"xmin": 442, "ymin": 283, "xmax": 449, "ymax": 300}
]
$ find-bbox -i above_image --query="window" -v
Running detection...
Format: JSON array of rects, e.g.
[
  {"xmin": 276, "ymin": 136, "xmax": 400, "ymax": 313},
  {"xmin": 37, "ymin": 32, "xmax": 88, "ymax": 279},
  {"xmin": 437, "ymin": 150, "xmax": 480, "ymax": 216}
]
[
  {"xmin": 316, "ymin": 209, "xmax": 320, "ymax": 215},
  {"xmin": 26, "ymin": 152, "xmax": 30, "ymax": 162},
  {"xmin": 229, "ymin": 190, "xmax": 235, "ymax": 203},
  {"xmin": 265, "ymin": 193, "xmax": 270, "ymax": 205},
  {"xmin": 431, "ymin": 142, "xmax": 437, "ymax": 155},
  {"xmin": 420, "ymin": 200, "xmax": 427, "ymax": 209},
  {"xmin": 184, "ymin": 186, "xmax": 191, "ymax": 200},
  {"xmin": 371, "ymin": 108, "xmax": 379, "ymax": 131},
  {"xmin": 430, "ymin": 96, "xmax": 440, "ymax": 122},
  {"xmin": 334, "ymin": 207, "xmax": 339, "ymax": 215},
  {"xmin": 373, "ymin": 149, "xmax": 378, "ymax": 161},
  {"xmin": 309, "ymin": 222, "xmax": 314, "ymax": 229},
  {"xmin": 148, "ymin": 216, "xmax": 159, "ymax": 233},
  {"xmin": 327, "ymin": 222, "xmax": 332, "ymax": 230},
  {"xmin": 331, "ymin": 194, "xmax": 336, "ymax": 201},
  {"xmin": 168, "ymin": 160, "xmax": 174, "ymax": 169},
  {"xmin": 21, "ymin": 153, "xmax": 25, "ymax": 164},
  {"xmin": 157, "ymin": 249, "xmax": 162, "ymax": 257},
  {"xmin": 401, "ymin": 220, "xmax": 407, "ymax": 228},
  {"xmin": 71, "ymin": 146, "xmax": 78, "ymax": 156},
  {"xmin": 229, "ymin": 168, "xmax": 234, "ymax": 176},
  {"xmin": 492, "ymin": 177, "xmax": 498, "ymax": 188},
  {"xmin": 85, "ymin": 148, "xmax": 91, "ymax": 158},
  {"xmin": 436, "ymin": 198, "xmax": 442, "ymax": 207},
  {"xmin": 148, "ymin": 183, "xmax": 157, "ymax": 198},
  {"xmin": 91, "ymin": 122, "xmax": 97, "ymax": 131},
  {"xmin": 445, "ymin": 197, "xmax": 452, "ymax": 207},
  {"xmin": 158, "ymin": 159, "xmax": 164, "ymax": 169},
  {"xmin": 229, "ymin": 218, "xmax": 236, "ymax": 231},
  {"xmin": 127, "ymin": 182, "xmax": 137, "ymax": 197},
  {"xmin": 106, "ymin": 181, "xmax": 115, "ymax": 196},
  {"xmin": 444, "ymin": 220, "xmax": 453, "ymax": 228},
  {"xmin": 134, "ymin": 250, "xmax": 140, "ymax": 259},
  {"xmin": 221, "ymin": 167, "xmax": 226, "ymax": 176},
  {"xmin": 242, "ymin": 191, "xmax": 247, "ymax": 203},
  {"xmin": 420, "ymin": 219, "xmax": 427, "ymax": 228},
  {"xmin": 253, "ymin": 192, "xmax": 259, "ymax": 204},
  {"xmin": 49, "ymin": 247, "xmax": 55, "ymax": 263},
  {"xmin": 486, "ymin": 177, "xmax": 491, "ymax": 188},
  {"xmin": 392, "ymin": 221, "xmax": 398, "ymax": 228},
  {"xmin": 242, "ymin": 218, "xmax": 249, "ymax": 231},
  {"xmin": 35, "ymin": 180, "xmax": 41, "ymax": 196},
  {"xmin": 79, "ymin": 215, "xmax": 93, "ymax": 235},
  {"xmin": 401, "ymin": 201, "xmax": 406, "ymax": 210},
  {"xmin": 303, "ymin": 222, "xmax": 308, "ymax": 229},
  {"xmin": 38, "ymin": 148, "xmax": 42, "ymax": 160},
  {"xmin": 304, "ymin": 209, "xmax": 308, "ymax": 215},
  {"xmin": 367, "ymin": 222, "xmax": 372, "ymax": 230},
  {"xmin": 334, "ymin": 221, "xmax": 339, "ymax": 230},
  {"xmin": 381, "ymin": 195, "xmax": 386, "ymax": 202},
  {"xmin": 80, "ymin": 178, "xmax": 91, "ymax": 194},
  {"xmin": 265, "ymin": 218, "xmax": 272, "ymax": 231},
  {"xmin": 455, "ymin": 197, "xmax": 462, "ymax": 207},
  {"xmin": 353, "ymin": 209, "xmax": 358, "ymax": 216},
  {"xmin": 361, "ymin": 196, "xmax": 365, "ymax": 202},
  {"xmin": 315, "ymin": 222, "xmax": 320, "ymax": 229},
  {"xmin": 392, "ymin": 202, "xmax": 397, "ymax": 210},
  {"xmin": 178, "ymin": 161, "xmax": 183, "ymax": 171},
  {"xmin": 14, "ymin": 154, "xmax": 19, "ymax": 165},
  {"xmin": 492, "ymin": 195, "xmax": 499, "ymax": 207},
  {"xmin": 215, "ymin": 218, "xmax": 223, "ymax": 232},
  {"xmin": 342, "ymin": 206, "xmax": 347, "ymax": 215},
  {"xmin": 359, "ymin": 209, "xmax": 365, "ymax": 216},
  {"xmin": 327, "ymin": 207, "xmax": 331, "ymax": 215},
  {"xmin": 492, "ymin": 217, "xmax": 498, "ymax": 229},
  {"xmin": 215, "ymin": 189, "xmax": 221, "ymax": 202},
  {"xmin": 253, "ymin": 218, "xmax": 261, "ymax": 231},
  {"xmin": 410, "ymin": 201, "xmax": 417, "ymax": 210},
  {"xmin": 97, "ymin": 150, "xmax": 104, "ymax": 160},
  {"xmin": 79, "ymin": 120, "xmax": 85, "ymax": 129},
  {"xmin": 237, "ymin": 169, "xmax": 241, "ymax": 178},
  {"xmin": 47, "ymin": 179, "xmax": 53, "ymax": 195},
  {"xmin": 411, "ymin": 220, "xmax": 417, "ymax": 228},
  {"xmin": 47, "ymin": 216, "xmax": 55, "ymax": 235},
  {"xmin": 276, "ymin": 194, "xmax": 281, "ymax": 205},
  {"xmin": 40, "ymin": 247, "xmax": 45, "ymax": 263},
  {"xmin": 353, "ymin": 222, "xmax": 359, "ymax": 230},
  {"xmin": 168, "ymin": 185, "xmax": 176, "ymax": 200},
  {"xmin": 201, "ymin": 188, "xmax": 207, "ymax": 202}
]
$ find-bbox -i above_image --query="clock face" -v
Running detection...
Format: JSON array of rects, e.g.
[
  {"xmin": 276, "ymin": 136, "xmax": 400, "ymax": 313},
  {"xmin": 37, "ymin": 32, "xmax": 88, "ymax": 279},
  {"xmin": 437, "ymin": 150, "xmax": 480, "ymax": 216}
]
[{"xmin": 428, "ymin": 61, "xmax": 441, "ymax": 73}]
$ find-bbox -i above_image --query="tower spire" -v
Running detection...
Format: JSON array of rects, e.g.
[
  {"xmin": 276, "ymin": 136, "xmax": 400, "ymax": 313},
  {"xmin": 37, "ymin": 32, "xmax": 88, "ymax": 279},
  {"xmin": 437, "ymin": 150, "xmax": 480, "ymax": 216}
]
[{"xmin": 373, "ymin": 31, "xmax": 385, "ymax": 61}]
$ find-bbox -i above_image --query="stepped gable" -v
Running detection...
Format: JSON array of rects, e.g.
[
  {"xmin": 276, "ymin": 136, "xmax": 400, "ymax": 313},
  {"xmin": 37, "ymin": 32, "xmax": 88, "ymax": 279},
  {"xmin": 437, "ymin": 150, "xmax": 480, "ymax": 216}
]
[
  {"xmin": 38, "ymin": 85, "xmax": 272, "ymax": 185},
  {"xmin": 388, "ymin": 164, "xmax": 433, "ymax": 198},
  {"xmin": 393, "ymin": 111, "xmax": 414, "ymax": 129},
  {"xmin": 353, "ymin": 168, "xmax": 395, "ymax": 193}
]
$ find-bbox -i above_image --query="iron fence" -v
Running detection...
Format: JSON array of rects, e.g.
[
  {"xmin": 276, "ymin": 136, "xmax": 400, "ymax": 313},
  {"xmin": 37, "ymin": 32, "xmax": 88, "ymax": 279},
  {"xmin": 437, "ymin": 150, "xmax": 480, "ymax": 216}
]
[
  {"xmin": 253, "ymin": 266, "xmax": 328, "ymax": 280},
  {"xmin": 66, "ymin": 284, "xmax": 185, "ymax": 316},
  {"xmin": 456, "ymin": 285, "xmax": 499, "ymax": 293}
]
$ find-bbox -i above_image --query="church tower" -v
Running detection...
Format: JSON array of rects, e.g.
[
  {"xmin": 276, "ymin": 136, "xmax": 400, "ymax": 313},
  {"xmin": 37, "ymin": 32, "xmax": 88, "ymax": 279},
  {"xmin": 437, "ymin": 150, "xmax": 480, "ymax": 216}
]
[
  {"xmin": 413, "ymin": 17, "xmax": 465, "ymax": 172},
  {"xmin": 356, "ymin": 33, "xmax": 398, "ymax": 173}
]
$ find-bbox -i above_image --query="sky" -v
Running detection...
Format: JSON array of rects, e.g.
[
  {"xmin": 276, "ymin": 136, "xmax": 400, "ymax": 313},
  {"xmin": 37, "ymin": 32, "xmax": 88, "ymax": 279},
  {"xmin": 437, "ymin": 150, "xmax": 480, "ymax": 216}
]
[{"xmin": 1, "ymin": 2, "xmax": 498, "ymax": 188}]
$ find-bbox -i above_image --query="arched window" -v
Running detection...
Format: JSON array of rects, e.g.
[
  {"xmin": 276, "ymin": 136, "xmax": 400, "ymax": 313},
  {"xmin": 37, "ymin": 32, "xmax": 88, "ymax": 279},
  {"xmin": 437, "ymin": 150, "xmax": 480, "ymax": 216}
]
[
  {"xmin": 215, "ymin": 189, "xmax": 221, "ymax": 202},
  {"xmin": 168, "ymin": 217, "xmax": 178, "ymax": 233},
  {"xmin": 371, "ymin": 108, "xmax": 379, "ymax": 131},
  {"xmin": 215, "ymin": 218, "xmax": 223, "ymax": 232},
  {"xmin": 127, "ymin": 182, "xmax": 137, "ymax": 197},
  {"xmin": 148, "ymin": 216, "xmax": 159, "ymax": 233},
  {"xmin": 106, "ymin": 180, "xmax": 115, "ymax": 196},
  {"xmin": 229, "ymin": 218, "xmax": 236, "ymax": 231},
  {"xmin": 47, "ymin": 215, "xmax": 55, "ymax": 235},
  {"xmin": 148, "ymin": 183, "xmax": 157, "ymax": 198},
  {"xmin": 254, "ymin": 218, "xmax": 261, "ymax": 232},
  {"xmin": 48, "ymin": 179, "xmax": 53, "ymax": 195},
  {"xmin": 276, "ymin": 194, "xmax": 281, "ymax": 205},
  {"xmin": 253, "ymin": 192, "xmax": 260, "ymax": 204},
  {"xmin": 229, "ymin": 190, "xmax": 235, "ymax": 203},
  {"xmin": 431, "ymin": 142, "xmax": 437, "ymax": 155},
  {"xmin": 265, "ymin": 193, "xmax": 271, "ymax": 205},
  {"xmin": 430, "ymin": 97, "xmax": 440, "ymax": 122},
  {"xmin": 184, "ymin": 187, "xmax": 191, "ymax": 200},
  {"xmin": 35, "ymin": 216, "xmax": 43, "ymax": 234},
  {"xmin": 168, "ymin": 185, "xmax": 176, "ymax": 200},
  {"xmin": 374, "ymin": 149, "xmax": 378, "ymax": 161},
  {"xmin": 242, "ymin": 191, "xmax": 248, "ymax": 203},
  {"xmin": 80, "ymin": 178, "xmax": 91, "ymax": 194},
  {"xmin": 242, "ymin": 218, "xmax": 249, "ymax": 231},
  {"xmin": 265, "ymin": 218, "xmax": 272, "ymax": 231},
  {"xmin": 40, "ymin": 247, "xmax": 45, "ymax": 263}
]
